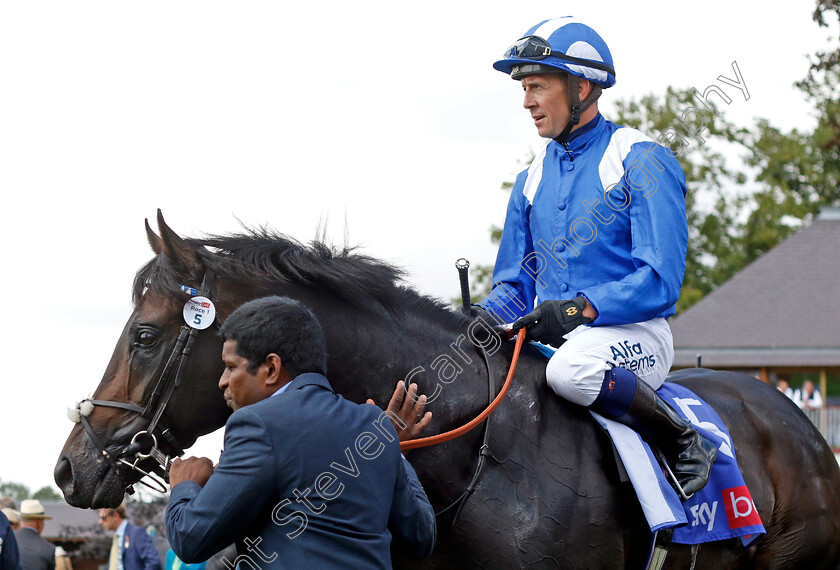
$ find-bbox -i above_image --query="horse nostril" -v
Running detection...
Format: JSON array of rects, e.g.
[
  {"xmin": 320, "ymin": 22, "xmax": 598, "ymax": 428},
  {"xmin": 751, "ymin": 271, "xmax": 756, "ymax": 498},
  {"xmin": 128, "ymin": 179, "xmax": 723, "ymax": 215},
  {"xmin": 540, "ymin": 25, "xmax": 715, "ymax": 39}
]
[{"xmin": 54, "ymin": 456, "xmax": 74, "ymax": 493}]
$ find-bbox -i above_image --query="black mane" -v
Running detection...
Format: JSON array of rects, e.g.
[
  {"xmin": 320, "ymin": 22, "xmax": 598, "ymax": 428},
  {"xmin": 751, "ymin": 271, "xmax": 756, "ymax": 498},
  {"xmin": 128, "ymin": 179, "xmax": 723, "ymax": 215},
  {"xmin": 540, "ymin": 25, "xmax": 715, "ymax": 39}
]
[{"xmin": 133, "ymin": 228, "xmax": 471, "ymax": 329}]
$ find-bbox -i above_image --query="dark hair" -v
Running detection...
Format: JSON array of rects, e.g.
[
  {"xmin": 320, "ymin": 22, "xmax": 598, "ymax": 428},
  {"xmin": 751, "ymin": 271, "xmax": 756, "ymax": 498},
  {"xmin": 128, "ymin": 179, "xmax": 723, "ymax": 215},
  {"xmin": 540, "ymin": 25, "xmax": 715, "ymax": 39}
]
[{"xmin": 219, "ymin": 296, "xmax": 327, "ymax": 378}]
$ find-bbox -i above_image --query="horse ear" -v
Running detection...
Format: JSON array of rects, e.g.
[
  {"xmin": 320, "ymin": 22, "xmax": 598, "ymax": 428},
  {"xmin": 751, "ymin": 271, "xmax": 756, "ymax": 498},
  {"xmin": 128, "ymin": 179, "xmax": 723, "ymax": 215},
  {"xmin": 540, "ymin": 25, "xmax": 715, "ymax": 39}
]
[
  {"xmin": 155, "ymin": 209, "xmax": 205, "ymax": 278},
  {"xmin": 145, "ymin": 218, "xmax": 163, "ymax": 255}
]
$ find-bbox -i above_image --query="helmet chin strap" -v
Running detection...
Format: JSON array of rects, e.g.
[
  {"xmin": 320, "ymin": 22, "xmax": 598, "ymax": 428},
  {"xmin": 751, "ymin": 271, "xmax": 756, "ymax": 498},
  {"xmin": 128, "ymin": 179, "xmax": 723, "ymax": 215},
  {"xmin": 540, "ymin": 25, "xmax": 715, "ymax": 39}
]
[{"xmin": 554, "ymin": 75, "xmax": 602, "ymax": 144}]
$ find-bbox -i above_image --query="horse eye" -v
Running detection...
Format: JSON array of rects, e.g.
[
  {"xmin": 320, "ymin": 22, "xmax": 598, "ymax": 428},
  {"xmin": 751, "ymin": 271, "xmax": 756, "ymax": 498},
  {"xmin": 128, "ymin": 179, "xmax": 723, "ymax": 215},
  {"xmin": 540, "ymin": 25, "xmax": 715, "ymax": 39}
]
[{"xmin": 136, "ymin": 329, "xmax": 158, "ymax": 347}]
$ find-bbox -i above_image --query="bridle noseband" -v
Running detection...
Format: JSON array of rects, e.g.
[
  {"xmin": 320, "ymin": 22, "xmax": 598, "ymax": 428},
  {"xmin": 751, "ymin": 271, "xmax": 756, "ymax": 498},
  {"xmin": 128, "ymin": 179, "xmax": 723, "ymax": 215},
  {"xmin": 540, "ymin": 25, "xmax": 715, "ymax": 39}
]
[{"xmin": 69, "ymin": 271, "xmax": 221, "ymax": 494}]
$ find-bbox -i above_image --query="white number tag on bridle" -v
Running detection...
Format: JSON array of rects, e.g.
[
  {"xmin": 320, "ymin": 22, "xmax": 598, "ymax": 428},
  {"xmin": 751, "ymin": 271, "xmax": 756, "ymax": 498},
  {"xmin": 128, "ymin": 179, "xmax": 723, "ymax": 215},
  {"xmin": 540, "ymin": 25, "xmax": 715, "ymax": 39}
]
[{"xmin": 183, "ymin": 296, "xmax": 216, "ymax": 330}]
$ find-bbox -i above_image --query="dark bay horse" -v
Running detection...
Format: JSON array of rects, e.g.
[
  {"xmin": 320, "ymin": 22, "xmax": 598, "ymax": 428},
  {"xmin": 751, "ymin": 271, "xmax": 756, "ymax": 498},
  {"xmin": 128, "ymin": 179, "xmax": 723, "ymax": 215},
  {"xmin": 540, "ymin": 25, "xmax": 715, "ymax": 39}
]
[{"xmin": 56, "ymin": 212, "xmax": 840, "ymax": 568}]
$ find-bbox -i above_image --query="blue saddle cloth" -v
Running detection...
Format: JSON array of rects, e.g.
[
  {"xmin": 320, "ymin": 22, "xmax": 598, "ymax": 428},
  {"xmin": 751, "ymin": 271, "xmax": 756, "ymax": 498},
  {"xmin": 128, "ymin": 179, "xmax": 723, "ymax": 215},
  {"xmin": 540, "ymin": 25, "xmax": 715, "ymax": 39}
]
[
  {"xmin": 639, "ymin": 383, "xmax": 764, "ymax": 545},
  {"xmin": 531, "ymin": 343, "xmax": 765, "ymax": 546}
]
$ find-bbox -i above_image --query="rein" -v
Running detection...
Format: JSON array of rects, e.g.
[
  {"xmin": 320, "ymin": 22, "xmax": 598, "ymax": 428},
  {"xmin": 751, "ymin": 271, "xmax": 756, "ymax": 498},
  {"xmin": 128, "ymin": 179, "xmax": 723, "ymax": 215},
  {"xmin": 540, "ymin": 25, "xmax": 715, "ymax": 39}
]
[
  {"xmin": 401, "ymin": 328, "xmax": 526, "ymax": 451},
  {"xmin": 402, "ymin": 327, "xmax": 525, "ymax": 526}
]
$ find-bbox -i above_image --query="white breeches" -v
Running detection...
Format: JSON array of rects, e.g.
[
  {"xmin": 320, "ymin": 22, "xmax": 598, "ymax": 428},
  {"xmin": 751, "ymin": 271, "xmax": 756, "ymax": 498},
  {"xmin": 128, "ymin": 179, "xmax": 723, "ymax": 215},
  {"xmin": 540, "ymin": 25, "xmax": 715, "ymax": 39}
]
[{"xmin": 545, "ymin": 318, "xmax": 675, "ymax": 406}]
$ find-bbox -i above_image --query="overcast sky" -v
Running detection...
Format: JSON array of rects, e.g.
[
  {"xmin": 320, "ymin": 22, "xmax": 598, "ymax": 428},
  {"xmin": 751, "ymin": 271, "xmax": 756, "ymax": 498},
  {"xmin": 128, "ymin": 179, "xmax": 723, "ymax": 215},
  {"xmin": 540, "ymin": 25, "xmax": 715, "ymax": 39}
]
[{"xmin": 0, "ymin": 1, "xmax": 833, "ymax": 495}]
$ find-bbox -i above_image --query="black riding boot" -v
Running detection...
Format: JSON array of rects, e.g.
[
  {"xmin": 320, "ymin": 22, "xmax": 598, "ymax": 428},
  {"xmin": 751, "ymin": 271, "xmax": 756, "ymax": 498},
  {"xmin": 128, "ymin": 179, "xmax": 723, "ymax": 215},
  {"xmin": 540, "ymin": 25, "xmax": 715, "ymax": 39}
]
[
  {"xmin": 619, "ymin": 379, "xmax": 718, "ymax": 496},
  {"xmin": 592, "ymin": 368, "xmax": 718, "ymax": 497}
]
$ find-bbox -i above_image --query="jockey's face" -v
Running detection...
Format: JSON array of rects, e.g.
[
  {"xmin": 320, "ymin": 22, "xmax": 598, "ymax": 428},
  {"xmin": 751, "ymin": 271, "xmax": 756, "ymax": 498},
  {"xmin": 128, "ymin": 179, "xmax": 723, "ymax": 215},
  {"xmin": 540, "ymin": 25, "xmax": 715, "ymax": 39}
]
[
  {"xmin": 521, "ymin": 73, "xmax": 594, "ymax": 139},
  {"xmin": 219, "ymin": 340, "xmax": 269, "ymax": 411},
  {"xmin": 522, "ymin": 73, "xmax": 571, "ymax": 139}
]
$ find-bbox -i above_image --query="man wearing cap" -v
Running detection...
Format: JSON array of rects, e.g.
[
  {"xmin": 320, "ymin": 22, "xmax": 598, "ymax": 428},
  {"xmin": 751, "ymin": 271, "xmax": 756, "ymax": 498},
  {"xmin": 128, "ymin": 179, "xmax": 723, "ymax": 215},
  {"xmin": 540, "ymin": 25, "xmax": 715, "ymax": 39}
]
[
  {"xmin": 13, "ymin": 500, "xmax": 54, "ymax": 570},
  {"xmin": 0, "ymin": 510, "xmax": 19, "ymax": 533},
  {"xmin": 0, "ymin": 499, "xmax": 19, "ymax": 535},
  {"xmin": 98, "ymin": 505, "xmax": 161, "ymax": 570},
  {"xmin": 477, "ymin": 16, "xmax": 717, "ymax": 496}
]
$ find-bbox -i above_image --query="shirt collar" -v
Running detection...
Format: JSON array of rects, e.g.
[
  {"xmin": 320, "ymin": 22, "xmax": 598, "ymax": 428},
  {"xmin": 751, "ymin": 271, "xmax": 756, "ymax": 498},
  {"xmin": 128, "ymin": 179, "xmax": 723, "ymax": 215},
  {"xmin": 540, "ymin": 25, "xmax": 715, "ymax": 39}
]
[
  {"xmin": 555, "ymin": 113, "xmax": 604, "ymax": 151},
  {"xmin": 269, "ymin": 381, "xmax": 292, "ymax": 398}
]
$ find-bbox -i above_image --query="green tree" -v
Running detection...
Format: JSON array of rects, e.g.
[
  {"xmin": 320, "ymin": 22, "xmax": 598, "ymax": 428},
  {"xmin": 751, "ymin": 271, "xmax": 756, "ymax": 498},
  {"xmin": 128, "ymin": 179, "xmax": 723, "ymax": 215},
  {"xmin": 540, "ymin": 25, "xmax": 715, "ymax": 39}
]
[
  {"xmin": 32, "ymin": 486, "xmax": 62, "ymax": 501},
  {"xmin": 0, "ymin": 480, "xmax": 30, "ymax": 502},
  {"xmin": 728, "ymin": 4, "xmax": 840, "ymax": 269}
]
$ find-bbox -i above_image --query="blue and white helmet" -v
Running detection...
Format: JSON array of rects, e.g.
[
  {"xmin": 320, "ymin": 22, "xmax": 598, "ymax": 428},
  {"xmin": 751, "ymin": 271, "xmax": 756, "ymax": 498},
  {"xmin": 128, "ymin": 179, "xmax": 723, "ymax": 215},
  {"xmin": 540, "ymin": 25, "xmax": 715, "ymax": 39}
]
[{"xmin": 494, "ymin": 17, "xmax": 616, "ymax": 88}]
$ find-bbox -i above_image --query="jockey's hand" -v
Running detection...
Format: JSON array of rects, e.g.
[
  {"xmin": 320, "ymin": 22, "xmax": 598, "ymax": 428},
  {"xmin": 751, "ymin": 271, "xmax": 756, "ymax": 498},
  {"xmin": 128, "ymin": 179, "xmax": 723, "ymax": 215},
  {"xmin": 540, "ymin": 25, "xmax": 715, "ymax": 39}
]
[
  {"xmin": 512, "ymin": 298, "xmax": 592, "ymax": 348},
  {"xmin": 169, "ymin": 456, "xmax": 214, "ymax": 488},
  {"xmin": 367, "ymin": 381, "xmax": 432, "ymax": 443}
]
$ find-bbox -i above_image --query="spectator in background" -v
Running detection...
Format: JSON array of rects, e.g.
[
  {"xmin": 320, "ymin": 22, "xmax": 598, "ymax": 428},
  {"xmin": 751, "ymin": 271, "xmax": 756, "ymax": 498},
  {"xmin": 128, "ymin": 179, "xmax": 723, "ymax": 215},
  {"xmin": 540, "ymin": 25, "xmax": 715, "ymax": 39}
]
[
  {"xmin": 54, "ymin": 546, "xmax": 73, "ymax": 570},
  {"xmin": 14, "ymin": 500, "xmax": 55, "ymax": 570},
  {"xmin": 0, "ymin": 508, "xmax": 21, "ymax": 570},
  {"xmin": 0, "ymin": 499, "xmax": 19, "ymax": 533},
  {"xmin": 145, "ymin": 525, "xmax": 169, "ymax": 563},
  {"xmin": 98, "ymin": 505, "xmax": 161, "ymax": 570},
  {"xmin": 795, "ymin": 380, "xmax": 823, "ymax": 410},
  {"xmin": 1, "ymin": 509, "xmax": 20, "ymax": 532},
  {"xmin": 776, "ymin": 379, "xmax": 795, "ymax": 400},
  {"xmin": 164, "ymin": 548, "xmax": 206, "ymax": 570}
]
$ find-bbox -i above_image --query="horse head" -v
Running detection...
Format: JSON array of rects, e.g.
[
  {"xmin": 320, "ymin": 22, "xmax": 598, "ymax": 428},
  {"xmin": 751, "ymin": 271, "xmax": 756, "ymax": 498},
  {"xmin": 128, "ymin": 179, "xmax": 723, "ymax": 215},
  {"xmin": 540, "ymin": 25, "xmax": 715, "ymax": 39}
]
[{"xmin": 55, "ymin": 211, "xmax": 232, "ymax": 508}]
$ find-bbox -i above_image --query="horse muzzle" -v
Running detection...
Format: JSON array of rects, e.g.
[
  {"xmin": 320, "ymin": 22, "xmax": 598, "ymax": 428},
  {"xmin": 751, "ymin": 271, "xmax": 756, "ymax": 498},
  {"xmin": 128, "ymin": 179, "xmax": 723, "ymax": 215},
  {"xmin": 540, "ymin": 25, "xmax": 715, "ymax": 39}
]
[{"xmin": 54, "ymin": 431, "xmax": 130, "ymax": 509}]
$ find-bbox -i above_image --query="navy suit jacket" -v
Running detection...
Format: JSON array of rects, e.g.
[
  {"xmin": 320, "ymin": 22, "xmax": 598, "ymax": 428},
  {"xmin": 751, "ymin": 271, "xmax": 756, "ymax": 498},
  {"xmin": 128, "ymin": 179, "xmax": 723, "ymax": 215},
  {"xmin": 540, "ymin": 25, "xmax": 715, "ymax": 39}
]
[
  {"xmin": 166, "ymin": 373, "xmax": 435, "ymax": 569},
  {"xmin": 121, "ymin": 522, "xmax": 162, "ymax": 570},
  {"xmin": 0, "ymin": 511, "xmax": 21, "ymax": 570}
]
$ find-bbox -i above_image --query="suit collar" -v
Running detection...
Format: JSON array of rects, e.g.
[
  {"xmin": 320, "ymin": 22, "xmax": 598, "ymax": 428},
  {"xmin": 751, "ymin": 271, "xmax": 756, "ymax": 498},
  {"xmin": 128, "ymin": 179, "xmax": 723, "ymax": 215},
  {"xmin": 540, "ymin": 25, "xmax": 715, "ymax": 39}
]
[{"xmin": 286, "ymin": 372, "xmax": 334, "ymax": 394}]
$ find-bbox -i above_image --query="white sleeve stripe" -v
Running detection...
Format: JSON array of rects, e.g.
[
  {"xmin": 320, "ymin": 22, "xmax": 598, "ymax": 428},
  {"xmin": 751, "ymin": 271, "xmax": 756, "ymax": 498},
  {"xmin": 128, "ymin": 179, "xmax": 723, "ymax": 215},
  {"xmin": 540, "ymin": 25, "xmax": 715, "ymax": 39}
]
[
  {"xmin": 598, "ymin": 127, "xmax": 656, "ymax": 191},
  {"xmin": 522, "ymin": 141, "xmax": 550, "ymax": 205}
]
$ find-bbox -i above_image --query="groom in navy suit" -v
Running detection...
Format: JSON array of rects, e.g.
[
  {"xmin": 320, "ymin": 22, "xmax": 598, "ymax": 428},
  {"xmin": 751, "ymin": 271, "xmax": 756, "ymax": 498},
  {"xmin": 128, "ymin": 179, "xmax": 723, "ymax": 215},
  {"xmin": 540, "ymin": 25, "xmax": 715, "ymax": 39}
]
[{"xmin": 165, "ymin": 296, "xmax": 436, "ymax": 569}]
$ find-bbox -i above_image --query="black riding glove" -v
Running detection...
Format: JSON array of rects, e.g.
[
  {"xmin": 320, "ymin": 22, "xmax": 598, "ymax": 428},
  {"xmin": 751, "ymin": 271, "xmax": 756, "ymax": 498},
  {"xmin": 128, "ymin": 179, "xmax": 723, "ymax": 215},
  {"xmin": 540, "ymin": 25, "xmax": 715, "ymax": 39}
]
[{"xmin": 512, "ymin": 297, "xmax": 592, "ymax": 348}]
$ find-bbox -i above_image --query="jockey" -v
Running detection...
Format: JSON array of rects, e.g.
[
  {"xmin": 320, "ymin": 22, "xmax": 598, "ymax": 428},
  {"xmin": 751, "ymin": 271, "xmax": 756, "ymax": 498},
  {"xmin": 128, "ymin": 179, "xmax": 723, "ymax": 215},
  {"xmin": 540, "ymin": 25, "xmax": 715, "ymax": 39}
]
[{"xmin": 477, "ymin": 17, "xmax": 718, "ymax": 496}]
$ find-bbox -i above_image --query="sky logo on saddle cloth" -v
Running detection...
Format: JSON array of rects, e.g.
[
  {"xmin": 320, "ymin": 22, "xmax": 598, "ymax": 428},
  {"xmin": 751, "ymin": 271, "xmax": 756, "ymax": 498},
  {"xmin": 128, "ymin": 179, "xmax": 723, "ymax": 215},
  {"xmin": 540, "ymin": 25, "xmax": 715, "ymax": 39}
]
[
  {"xmin": 657, "ymin": 383, "xmax": 765, "ymax": 546},
  {"xmin": 593, "ymin": 383, "xmax": 765, "ymax": 547}
]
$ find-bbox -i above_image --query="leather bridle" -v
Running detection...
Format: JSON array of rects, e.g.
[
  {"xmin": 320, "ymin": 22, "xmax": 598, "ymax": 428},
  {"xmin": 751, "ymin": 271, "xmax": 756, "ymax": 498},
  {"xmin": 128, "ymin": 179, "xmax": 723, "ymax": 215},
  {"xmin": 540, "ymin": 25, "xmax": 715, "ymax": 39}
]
[{"xmin": 70, "ymin": 271, "xmax": 220, "ymax": 494}]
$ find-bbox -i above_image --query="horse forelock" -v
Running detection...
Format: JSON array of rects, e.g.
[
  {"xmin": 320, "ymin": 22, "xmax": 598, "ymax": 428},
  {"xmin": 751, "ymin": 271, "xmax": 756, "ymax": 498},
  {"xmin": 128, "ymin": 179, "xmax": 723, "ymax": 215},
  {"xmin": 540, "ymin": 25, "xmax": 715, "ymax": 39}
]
[
  {"xmin": 131, "ymin": 229, "xmax": 472, "ymax": 331},
  {"xmin": 132, "ymin": 256, "xmax": 191, "ymax": 307}
]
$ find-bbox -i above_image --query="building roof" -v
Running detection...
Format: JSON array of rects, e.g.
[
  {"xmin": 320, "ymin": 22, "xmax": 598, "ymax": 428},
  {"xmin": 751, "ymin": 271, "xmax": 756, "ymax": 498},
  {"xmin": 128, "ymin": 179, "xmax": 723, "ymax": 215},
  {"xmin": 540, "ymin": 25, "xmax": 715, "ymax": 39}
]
[
  {"xmin": 39, "ymin": 500, "xmax": 103, "ymax": 541},
  {"xmin": 671, "ymin": 207, "xmax": 840, "ymax": 368}
]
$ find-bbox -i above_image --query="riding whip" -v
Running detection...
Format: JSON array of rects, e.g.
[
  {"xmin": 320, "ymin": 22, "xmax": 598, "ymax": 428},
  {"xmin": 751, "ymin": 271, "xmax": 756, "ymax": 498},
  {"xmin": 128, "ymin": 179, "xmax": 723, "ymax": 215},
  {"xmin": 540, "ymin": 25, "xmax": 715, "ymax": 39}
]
[{"xmin": 456, "ymin": 258, "xmax": 471, "ymax": 316}]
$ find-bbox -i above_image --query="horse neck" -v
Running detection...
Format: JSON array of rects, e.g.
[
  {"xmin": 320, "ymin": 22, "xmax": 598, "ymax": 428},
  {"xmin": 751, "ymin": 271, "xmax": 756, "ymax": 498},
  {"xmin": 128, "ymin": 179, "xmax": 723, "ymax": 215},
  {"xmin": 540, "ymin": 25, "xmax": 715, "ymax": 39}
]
[
  {"xmin": 262, "ymin": 282, "xmax": 496, "ymax": 422},
  {"xmin": 337, "ymin": 327, "xmax": 498, "ymax": 428}
]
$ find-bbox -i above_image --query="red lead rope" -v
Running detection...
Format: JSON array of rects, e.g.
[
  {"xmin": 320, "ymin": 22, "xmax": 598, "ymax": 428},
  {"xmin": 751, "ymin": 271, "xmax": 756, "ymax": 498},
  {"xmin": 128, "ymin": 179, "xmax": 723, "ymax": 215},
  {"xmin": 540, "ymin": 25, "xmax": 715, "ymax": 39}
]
[{"xmin": 400, "ymin": 329, "xmax": 526, "ymax": 451}]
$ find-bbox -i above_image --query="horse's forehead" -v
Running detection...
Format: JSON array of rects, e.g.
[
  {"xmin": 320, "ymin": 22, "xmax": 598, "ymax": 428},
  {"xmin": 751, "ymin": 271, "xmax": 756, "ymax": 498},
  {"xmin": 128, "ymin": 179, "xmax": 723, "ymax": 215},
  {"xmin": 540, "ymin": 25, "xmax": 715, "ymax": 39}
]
[{"xmin": 134, "ymin": 293, "xmax": 183, "ymax": 322}]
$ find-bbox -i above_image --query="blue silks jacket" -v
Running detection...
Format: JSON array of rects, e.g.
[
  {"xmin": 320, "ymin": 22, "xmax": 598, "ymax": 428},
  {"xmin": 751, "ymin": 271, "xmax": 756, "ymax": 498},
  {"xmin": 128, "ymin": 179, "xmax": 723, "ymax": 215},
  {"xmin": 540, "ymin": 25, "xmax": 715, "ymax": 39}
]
[{"xmin": 479, "ymin": 114, "xmax": 687, "ymax": 326}]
